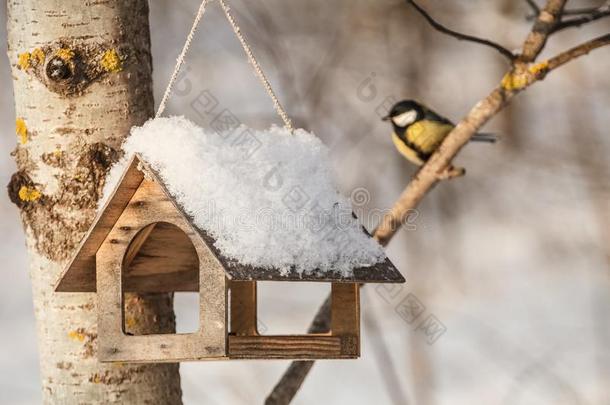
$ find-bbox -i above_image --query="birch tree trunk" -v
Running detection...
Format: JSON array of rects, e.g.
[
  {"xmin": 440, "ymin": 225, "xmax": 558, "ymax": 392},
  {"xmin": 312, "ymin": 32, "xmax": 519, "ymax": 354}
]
[{"xmin": 6, "ymin": 0, "xmax": 182, "ymax": 403}]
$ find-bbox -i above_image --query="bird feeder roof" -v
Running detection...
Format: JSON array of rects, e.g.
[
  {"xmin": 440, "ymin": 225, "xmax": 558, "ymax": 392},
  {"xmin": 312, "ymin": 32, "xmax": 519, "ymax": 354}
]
[{"xmin": 55, "ymin": 154, "xmax": 404, "ymax": 292}]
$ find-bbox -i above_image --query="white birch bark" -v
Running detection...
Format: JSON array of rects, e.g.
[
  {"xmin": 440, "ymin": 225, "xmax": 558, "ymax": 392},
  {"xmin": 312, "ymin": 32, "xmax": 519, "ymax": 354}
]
[{"xmin": 6, "ymin": 0, "xmax": 182, "ymax": 403}]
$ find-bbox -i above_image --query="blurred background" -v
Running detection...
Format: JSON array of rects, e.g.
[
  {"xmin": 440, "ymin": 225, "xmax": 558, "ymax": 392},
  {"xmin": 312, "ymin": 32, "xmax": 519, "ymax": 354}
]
[{"xmin": 1, "ymin": 0, "xmax": 609, "ymax": 403}]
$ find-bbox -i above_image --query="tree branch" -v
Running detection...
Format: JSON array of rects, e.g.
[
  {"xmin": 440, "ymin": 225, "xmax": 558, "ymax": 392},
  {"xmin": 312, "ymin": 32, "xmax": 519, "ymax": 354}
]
[
  {"xmin": 363, "ymin": 296, "xmax": 411, "ymax": 405},
  {"xmin": 406, "ymin": 0, "xmax": 516, "ymax": 61},
  {"xmin": 546, "ymin": 33, "xmax": 610, "ymax": 70},
  {"xmin": 563, "ymin": 1, "xmax": 609, "ymax": 15},
  {"xmin": 551, "ymin": 2, "xmax": 610, "ymax": 33},
  {"xmin": 264, "ymin": 2, "xmax": 610, "ymax": 404},
  {"xmin": 264, "ymin": 296, "xmax": 331, "ymax": 405},
  {"xmin": 520, "ymin": 0, "xmax": 567, "ymax": 62},
  {"xmin": 525, "ymin": 0, "xmax": 541, "ymax": 14}
]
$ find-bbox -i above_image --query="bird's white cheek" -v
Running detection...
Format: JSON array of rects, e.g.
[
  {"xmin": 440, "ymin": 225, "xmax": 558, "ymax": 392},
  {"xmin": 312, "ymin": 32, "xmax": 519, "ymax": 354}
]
[{"xmin": 392, "ymin": 110, "xmax": 417, "ymax": 127}]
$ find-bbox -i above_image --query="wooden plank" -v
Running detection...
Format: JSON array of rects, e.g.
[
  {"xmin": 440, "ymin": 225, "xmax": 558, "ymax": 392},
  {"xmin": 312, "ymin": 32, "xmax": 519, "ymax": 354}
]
[
  {"xmin": 123, "ymin": 221, "xmax": 199, "ymax": 292},
  {"xmin": 228, "ymin": 335, "xmax": 357, "ymax": 359},
  {"xmin": 331, "ymin": 283, "xmax": 360, "ymax": 335},
  {"xmin": 99, "ymin": 332, "xmax": 228, "ymax": 363},
  {"xmin": 122, "ymin": 271, "xmax": 198, "ymax": 293},
  {"xmin": 230, "ymin": 281, "xmax": 258, "ymax": 335},
  {"xmin": 55, "ymin": 154, "xmax": 145, "ymax": 292},
  {"xmin": 123, "ymin": 222, "xmax": 156, "ymax": 269},
  {"xmin": 331, "ymin": 282, "xmax": 360, "ymax": 357}
]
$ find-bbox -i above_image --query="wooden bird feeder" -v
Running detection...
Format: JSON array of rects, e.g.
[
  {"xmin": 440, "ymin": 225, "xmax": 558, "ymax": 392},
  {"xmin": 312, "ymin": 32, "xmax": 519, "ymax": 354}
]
[{"xmin": 55, "ymin": 154, "xmax": 405, "ymax": 363}]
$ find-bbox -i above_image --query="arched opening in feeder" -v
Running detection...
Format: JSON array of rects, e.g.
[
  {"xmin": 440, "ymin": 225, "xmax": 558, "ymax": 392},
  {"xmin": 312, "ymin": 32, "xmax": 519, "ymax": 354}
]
[{"xmin": 121, "ymin": 221, "xmax": 200, "ymax": 335}]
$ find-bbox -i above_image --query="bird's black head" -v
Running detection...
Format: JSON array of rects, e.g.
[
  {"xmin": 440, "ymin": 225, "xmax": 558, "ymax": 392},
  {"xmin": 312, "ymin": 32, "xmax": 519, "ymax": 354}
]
[{"xmin": 382, "ymin": 100, "xmax": 425, "ymax": 129}]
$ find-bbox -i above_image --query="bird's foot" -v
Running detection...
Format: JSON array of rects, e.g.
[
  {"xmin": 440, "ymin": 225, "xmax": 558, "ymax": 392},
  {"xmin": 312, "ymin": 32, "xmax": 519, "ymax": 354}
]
[{"xmin": 437, "ymin": 166, "xmax": 466, "ymax": 180}]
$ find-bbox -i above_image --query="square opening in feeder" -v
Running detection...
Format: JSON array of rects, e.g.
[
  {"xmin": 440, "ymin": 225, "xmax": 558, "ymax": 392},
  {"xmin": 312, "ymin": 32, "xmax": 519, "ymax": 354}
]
[{"xmin": 256, "ymin": 282, "xmax": 331, "ymax": 335}]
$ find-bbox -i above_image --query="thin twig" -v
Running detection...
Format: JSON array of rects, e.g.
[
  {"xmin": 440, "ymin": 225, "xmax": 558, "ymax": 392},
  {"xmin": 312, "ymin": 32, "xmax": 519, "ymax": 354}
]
[
  {"xmin": 525, "ymin": 0, "xmax": 541, "ymax": 14},
  {"xmin": 519, "ymin": 0, "xmax": 567, "ymax": 62},
  {"xmin": 552, "ymin": 3, "xmax": 610, "ymax": 33},
  {"xmin": 563, "ymin": 1, "xmax": 609, "ymax": 15},
  {"xmin": 264, "ymin": 296, "xmax": 331, "ymax": 405},
  {"xmin": 546, "ymin": 33, "xmax": 610, "ymax": 70},
  {"xmin": 406, "ymin": 0, "xmax": 516, "ymax": 61}
]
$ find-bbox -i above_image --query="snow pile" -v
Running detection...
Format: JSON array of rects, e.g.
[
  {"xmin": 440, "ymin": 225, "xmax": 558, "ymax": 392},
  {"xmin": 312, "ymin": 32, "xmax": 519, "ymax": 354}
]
[{"xmin": 103, "ymin": 116, "xmax": 385, "ymax": 275}]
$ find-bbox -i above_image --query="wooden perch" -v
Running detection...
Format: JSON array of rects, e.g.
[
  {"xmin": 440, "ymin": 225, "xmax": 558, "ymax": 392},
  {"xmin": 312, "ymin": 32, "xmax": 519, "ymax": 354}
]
[{"xmin": 264, "ymin": 1, "xmax": 610, "ymax": 404}]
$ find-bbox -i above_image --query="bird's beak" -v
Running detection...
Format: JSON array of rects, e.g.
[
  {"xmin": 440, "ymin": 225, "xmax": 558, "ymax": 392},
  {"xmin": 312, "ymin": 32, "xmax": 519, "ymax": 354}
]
[{"xmin": 381, "ymin": 115, "xmax": 390, "ymax": 121}]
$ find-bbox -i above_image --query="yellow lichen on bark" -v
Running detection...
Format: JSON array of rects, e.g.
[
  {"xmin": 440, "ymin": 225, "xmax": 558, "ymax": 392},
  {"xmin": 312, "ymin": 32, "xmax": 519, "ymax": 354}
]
[
  {"xmin": 528, "ymin": 60, "xmax": 549, "ymax": 75},
  {"xmin": 31, "ymin": 48, "xmax": 45, "ymax": 65},
  {"xmin": 56, "ymin": 48, "xmax": 75, "ymax": 61},
  {"xmin": 17, "ymin": 48, "xmax": 45, "ymax": 70},
  {"xmin": 100, "ymin": 48, "xmax": 122, "ymax": 72},
  {"xmin": 124, "ymin": 316, "xmax": 138, "ymax": 329},
  {"xmin": 17, "ymin": 52, "xmax": 31, "ymax": 69},
  {"xmin": 501, "ymin": 70, "xmax": 529, "ymax": 91},
  {"xmin": 18, "ymin": 186, "xmax": 41, "ymax": 202},
  {"xmin": 67, "ymin": 330, "xmax": 86, "ymax": 342},
  {"xmin": 16, "ymin": 117, "xmax": 27, "ymax": 144},
  {"xmin": 501, "ymin": 61, "xmax": 550, "ymax": 91}
]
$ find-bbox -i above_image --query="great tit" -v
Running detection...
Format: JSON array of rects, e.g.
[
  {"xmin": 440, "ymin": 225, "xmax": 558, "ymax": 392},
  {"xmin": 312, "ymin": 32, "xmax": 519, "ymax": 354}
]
[{"xmin": 383, "ymin": 100, "xmax": 496, "ymax": 166}]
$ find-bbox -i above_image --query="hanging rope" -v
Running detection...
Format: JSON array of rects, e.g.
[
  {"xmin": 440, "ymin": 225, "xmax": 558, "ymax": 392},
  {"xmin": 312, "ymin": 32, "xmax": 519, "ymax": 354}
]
[
  {"xmin": 156, "ymin": 0, "xmax": 210, "ymax": 118},
  {"xmin": 156, "ymin": 0, "xmax": 294, "ymax": 132},
  {"xmin": 217, "ymin": 0, "xmax": 294, "ymax": 131}
]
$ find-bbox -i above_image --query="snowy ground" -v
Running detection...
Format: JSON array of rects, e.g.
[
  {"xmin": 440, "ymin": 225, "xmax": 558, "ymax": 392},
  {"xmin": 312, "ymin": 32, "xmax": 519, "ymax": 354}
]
[{"xmin": 1, "ymin": 1, "xmax": 609, "ymax": 404}]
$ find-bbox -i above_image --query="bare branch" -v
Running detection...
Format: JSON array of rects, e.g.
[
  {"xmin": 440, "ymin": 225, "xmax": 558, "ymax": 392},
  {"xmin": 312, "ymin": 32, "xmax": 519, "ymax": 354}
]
[
  {"xmin": 406, "ymin": 0, "xmax": 516, "ymax": 61},
  {"xmin": 546, "ymin": 33, "xmax": 610, "ymax": 70},
  {"xmin": 264, "ymin": 296, "xmax": 331, "ymax": 405},
  {"xmin": 519, "ymin": 0, "xmax": 567, "ymax": 62},
  {"xmin": 363, "ymin": 299, "xmax": 411, "ymax": 405},
  {"xmin": 563, "ymin": 1, "xmax": 609, "ymax": 15},
  {"xmin": 265, "ymin": 361, "xmax": 315, "ymax": 405},
  {"xmin": 525, "ymin": 0, "xmax": 541, "ymax": 14},
  {"xmin": 552, "ymin": 3, "xmax": 610, "ymax": 33}
]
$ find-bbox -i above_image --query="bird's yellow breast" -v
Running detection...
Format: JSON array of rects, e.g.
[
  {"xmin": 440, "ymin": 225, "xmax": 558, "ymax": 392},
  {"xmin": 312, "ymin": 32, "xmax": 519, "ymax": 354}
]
[
  {"xmin": 406, "ymin": 120, "xmax": 454, "ymax": 155},
  {"xmin": 392, "ymin": 132, "xmax": 424, "ymax": 166},
  {"xmin": 391, "ymin": 120, "xmax": 455, "ymax": 166}
]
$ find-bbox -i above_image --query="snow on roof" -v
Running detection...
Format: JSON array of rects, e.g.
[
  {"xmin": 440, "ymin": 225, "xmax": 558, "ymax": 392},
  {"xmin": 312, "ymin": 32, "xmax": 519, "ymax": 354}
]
[{"xmin": 102, "ymin": 116, "xmax": 386, "ymax": 276}]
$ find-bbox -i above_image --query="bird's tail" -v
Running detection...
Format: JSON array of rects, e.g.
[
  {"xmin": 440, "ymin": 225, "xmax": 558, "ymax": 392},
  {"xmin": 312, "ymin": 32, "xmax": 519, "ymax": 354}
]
[{"xmin": 470, "ymin": 132, "xmax": 497, "ymax": 143}]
